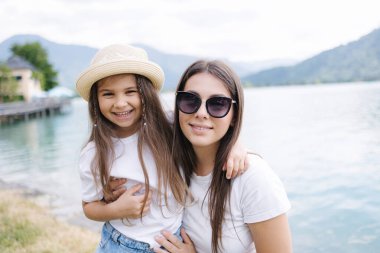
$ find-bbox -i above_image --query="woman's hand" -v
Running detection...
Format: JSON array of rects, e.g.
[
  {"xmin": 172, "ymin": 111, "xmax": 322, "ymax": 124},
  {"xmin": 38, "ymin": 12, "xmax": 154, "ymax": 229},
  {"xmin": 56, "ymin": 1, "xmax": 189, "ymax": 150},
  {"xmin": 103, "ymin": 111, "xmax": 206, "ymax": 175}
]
[
  {"xmin": 224, "ymin": 140, "xmax": 250, "ymax": 179},
  {"xmin": 103, "ymin": 178, "xmax": 127, "ymax": 203},
  {"xmin": 153, "ymin": 228, "xmax": 196, "ymax": 253}
]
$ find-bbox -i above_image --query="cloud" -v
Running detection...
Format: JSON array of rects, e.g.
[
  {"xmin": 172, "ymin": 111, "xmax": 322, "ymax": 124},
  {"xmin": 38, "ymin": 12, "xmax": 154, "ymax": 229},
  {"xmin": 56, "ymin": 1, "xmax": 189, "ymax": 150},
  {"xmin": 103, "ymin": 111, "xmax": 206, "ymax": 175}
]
[{"xmin": 1, "ymin": 0, "xmax": 379, "ymax": 62}]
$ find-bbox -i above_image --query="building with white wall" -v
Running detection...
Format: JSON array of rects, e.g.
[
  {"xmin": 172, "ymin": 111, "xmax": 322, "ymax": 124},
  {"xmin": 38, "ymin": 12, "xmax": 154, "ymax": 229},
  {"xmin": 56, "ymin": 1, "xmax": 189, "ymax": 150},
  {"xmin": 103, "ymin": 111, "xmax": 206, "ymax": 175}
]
[{"xmin": 6, "ymin": 56, "xmax": 42, "ymax": 102}]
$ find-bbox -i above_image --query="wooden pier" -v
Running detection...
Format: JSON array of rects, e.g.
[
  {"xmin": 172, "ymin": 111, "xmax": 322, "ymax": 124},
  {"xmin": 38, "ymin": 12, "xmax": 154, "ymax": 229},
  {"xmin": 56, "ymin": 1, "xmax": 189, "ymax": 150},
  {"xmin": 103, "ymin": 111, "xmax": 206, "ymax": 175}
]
[{"xmin": 0, "ymin": 98, "xmax": 72, "ymax": 123}]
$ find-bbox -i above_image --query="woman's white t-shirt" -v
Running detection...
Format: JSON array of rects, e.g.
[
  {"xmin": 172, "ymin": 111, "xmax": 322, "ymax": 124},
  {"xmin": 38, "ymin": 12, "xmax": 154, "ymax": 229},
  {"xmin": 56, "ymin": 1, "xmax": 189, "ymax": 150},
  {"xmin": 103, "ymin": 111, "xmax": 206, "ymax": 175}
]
[
  {"xmin": 78, "ymin": 133, "xmax": 182, "ymax": 248},
  {"xmin": 182, "ymin": 154, "xmax": 291, "ymax": 253}
]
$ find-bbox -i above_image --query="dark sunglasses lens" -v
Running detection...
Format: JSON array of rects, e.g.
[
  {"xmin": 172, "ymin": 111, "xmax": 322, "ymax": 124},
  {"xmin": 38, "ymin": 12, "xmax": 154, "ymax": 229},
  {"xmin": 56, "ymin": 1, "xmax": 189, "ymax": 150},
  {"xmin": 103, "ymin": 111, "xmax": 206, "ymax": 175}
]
[
  {"xmin": 177, "ymin": 93, "xmax": 200, "ymax": 114},
  {"xmin": 207, "ymin": 97, "xmax": 232, "ymax": 117}
]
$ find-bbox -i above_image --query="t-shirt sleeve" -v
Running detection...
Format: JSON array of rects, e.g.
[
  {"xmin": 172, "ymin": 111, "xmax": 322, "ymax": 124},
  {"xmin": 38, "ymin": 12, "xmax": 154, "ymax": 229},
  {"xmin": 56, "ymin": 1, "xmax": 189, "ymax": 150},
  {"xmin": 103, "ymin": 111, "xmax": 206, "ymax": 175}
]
[
  {"xmin": 78, "ymin": 143, "xmax": 104, "ymax": 202},
  {"xmin": 240, "ymin": 155, "xmax": 291, "ymax": 224}
]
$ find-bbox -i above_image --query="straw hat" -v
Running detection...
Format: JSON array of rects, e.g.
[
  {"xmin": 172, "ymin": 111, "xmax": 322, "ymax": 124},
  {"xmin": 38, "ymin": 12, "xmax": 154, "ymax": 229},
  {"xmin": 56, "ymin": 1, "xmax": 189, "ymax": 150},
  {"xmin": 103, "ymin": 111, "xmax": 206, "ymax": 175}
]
[{"xmin": 76, "ymin": 44, "xmax": 164, "ymax": 101}]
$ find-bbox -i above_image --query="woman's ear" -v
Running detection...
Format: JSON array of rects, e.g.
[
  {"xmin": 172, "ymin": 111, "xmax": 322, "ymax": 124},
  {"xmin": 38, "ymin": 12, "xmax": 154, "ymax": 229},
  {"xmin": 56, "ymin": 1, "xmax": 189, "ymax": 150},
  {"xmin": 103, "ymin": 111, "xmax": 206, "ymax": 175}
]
[{"xmin": 230, "ymin": 119, "xmax": 235, "ymax": 127}]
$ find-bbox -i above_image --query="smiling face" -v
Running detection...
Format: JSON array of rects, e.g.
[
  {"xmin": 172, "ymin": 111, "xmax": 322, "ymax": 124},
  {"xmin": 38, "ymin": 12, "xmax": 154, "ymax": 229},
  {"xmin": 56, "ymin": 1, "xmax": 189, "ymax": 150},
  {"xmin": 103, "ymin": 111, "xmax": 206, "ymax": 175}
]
[
  {"xmin": 97, "ymin": 74, "xmax": 142, "ymax": 137},
  {"xmin": 179, "ymin": 72, "xmax": 234, "ymax": 152}
]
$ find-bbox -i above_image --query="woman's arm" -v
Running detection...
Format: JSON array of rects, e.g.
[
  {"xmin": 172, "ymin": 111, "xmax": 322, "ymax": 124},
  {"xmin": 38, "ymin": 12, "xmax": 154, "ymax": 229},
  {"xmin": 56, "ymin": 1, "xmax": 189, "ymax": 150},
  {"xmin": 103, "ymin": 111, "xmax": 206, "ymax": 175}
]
[
  {"xmin": 249, "ymin": 214, "xmax": 293, "ymax": 253},
  {"xmin": 82, "ymin": 184, "xmax": 152, "ymax": 221}
]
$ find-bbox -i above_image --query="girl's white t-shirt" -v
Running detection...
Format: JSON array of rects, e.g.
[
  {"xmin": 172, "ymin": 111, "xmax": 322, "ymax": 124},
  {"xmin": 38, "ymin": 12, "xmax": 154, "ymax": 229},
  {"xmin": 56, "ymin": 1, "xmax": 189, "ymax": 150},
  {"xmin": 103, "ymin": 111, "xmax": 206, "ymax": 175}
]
[
  {"xmin": 78, "ymin": 133, "xmax": 183, "ymax": 248},
  {"xmin": 182, "ymin": 154, "xmax": 291, "ymax": 253}
]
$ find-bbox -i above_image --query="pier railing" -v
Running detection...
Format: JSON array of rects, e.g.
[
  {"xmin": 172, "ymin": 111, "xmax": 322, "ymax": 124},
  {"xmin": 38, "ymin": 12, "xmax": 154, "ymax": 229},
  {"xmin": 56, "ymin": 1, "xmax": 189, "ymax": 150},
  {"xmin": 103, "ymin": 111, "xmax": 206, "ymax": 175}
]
[{"xmin": 0, "ymin": 98, "xmax": 72, "ymax": 123}]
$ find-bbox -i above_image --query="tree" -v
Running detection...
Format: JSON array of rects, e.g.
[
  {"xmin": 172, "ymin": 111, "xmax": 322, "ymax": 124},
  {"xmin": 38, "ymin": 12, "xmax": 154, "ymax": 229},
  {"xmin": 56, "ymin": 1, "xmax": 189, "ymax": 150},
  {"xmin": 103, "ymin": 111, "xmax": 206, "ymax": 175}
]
[
  {"xmin": 11, "ymin": 42, "xmax": 58, "ymax": 91},
  {"xmin": 0, "ymin": 64, "xmax": 19, "ymax": 102}
]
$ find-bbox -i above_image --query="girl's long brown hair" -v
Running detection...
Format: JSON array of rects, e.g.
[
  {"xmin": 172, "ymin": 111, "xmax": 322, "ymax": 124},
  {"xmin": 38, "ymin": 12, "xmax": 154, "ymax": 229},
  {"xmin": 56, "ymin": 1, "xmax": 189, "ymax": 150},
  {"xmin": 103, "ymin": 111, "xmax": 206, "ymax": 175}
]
[
  {"xmin": 86, "ymin": 74, "xmax": 188, "ymax": 216},
  {"xmin": 172, "ymin": 60, "xmax": 244, "ymax": 253}
]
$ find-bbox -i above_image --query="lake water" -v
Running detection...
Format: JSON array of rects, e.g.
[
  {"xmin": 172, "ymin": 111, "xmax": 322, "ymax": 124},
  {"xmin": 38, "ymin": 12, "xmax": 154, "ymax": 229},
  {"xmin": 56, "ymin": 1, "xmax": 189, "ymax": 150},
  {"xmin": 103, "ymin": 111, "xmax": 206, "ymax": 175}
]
[{"xmin": 1, "ymin": 82, "xmax": 380, "ymax": 252}]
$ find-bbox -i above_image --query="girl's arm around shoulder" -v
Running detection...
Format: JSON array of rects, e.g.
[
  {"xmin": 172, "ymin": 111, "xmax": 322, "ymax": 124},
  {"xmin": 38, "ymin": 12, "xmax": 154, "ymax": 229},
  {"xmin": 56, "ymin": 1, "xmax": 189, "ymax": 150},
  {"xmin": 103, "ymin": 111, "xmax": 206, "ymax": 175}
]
[
  {"xmin": 248, "ymin": 213, "xmax": 293, "ymax": 253},
  {"xmin": 224, "ymin": 138, "xmax": 250, "ymax": 179}
]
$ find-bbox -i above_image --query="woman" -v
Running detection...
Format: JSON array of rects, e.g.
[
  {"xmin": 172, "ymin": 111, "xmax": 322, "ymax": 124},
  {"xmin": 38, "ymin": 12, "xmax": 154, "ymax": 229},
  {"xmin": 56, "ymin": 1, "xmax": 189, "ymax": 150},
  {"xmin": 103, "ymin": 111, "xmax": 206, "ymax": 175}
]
[{"xmin": 154, "ymin": 60, "xmax": 292, "ymax": 253}]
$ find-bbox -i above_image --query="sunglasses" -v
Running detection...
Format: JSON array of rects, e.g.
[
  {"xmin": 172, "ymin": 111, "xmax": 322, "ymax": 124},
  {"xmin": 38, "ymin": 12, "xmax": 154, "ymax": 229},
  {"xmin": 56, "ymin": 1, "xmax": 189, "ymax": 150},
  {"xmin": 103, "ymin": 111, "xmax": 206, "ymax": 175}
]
[{"xmin": 176, "ymin": 91, "xmax": 236, "ymax": 118}]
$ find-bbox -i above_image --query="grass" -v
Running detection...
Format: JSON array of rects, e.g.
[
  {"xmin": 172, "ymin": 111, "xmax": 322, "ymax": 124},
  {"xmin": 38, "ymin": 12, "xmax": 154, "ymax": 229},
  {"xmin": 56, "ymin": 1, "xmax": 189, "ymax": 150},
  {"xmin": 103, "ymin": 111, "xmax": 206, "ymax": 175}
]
[{"xmin": 0, "ymin": 189, "xmax": 99, "ymax": 253}]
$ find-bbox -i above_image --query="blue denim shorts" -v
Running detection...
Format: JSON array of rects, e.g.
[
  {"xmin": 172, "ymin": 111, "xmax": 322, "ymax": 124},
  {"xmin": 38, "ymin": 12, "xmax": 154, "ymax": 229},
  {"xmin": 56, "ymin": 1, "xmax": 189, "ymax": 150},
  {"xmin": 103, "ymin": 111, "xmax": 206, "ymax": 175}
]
[{"xmin": 96, "ymin": 222, "xmax": 182, "ymax": 253}]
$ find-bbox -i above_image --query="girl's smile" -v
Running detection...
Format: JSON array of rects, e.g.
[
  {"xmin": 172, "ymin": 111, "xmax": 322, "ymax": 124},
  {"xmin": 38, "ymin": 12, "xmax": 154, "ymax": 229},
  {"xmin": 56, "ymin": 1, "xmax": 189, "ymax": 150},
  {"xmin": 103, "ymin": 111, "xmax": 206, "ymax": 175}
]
[{"xmin": 112, "ymin": 109, "xmax": 133, "ymax": 119}]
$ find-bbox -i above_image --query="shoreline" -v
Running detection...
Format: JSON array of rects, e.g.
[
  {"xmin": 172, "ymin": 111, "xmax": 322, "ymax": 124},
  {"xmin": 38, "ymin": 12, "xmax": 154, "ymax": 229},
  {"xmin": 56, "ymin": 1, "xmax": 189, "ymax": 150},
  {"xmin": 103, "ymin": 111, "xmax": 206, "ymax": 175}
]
[
  {"xmin": 0, "ymin": 183, "xmax": 100, "ymax": 253},
  {"xmin": 0, "ymin": 178, "xmax": 102, "ymax": 232}
]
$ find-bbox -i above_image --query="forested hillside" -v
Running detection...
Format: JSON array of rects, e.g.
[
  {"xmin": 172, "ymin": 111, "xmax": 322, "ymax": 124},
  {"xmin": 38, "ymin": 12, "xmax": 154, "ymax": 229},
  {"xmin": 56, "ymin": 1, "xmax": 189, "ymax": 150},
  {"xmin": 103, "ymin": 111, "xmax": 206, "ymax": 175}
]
[{"xmin": 244, "ymin": 28, "xmax": 380, "ymax": 85}]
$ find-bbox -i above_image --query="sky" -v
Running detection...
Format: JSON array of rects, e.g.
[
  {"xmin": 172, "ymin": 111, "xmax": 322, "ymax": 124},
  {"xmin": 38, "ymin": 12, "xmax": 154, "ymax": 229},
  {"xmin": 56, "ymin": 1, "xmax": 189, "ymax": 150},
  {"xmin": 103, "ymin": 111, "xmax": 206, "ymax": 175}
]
[{"xmin": 1, "ymin": 0, "xmax": 380, "ymax": 63}]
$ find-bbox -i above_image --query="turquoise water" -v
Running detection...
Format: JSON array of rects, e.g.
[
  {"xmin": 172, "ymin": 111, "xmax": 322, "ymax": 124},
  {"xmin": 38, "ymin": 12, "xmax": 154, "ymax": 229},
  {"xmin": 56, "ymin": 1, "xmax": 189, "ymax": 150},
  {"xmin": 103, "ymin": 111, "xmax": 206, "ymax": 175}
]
[{"xmin": 1, "ymin": 82, "xmax": 380, "ymax": 252}]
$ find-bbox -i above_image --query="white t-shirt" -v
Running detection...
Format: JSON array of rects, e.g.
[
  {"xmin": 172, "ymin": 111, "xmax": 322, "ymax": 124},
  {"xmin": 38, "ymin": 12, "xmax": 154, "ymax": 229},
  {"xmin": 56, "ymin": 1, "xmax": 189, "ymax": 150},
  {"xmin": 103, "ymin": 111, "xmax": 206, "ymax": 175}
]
[
  {"xmin": 182, "ymin": 154, "xmax": 291, "ymax": 253},
  {"xmin": 78, "ymin": 133, "xmax": 183, "ymax": 247}
]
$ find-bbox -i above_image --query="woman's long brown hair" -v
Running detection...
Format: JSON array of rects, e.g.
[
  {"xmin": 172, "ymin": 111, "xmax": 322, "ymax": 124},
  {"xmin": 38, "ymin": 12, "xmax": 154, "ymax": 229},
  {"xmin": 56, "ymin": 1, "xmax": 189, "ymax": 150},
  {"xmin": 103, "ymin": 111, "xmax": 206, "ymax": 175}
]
[
  {"xmin": 86, "ymin": 74, "xmax": 188, "ymax": 217},
  {"xmin": 173, "ymin": 60, "xmax": 244, "ymax": 253}
]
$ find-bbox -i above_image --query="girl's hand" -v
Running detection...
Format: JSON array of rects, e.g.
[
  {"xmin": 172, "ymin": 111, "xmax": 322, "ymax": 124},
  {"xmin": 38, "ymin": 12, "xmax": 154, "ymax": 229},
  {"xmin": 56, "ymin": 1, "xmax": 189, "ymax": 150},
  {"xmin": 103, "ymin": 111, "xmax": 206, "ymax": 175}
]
[
  {"xmin": 153, "ymin": 228, "xmax": 196, "ymax": 253},
  {"xmin": 224, "ymin": 140, "xmax": 249, "ymax": 179},
  {"xmin": 109, "ymin": 184, "xmax": 152, "ymax": 219}
]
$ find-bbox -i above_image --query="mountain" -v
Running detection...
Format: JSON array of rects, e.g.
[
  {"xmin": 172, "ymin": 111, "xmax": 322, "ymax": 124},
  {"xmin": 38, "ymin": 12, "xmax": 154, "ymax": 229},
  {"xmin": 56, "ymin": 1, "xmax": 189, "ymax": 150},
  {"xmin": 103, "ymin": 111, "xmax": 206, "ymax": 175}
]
[
  {"xmin": 243, "ymin": 28, "xmax": 380, "ymax": 85},
  {"xmin": 0, "ymin": 34, "xmax": 293, "ymax": 91},
  {"xmin": 0, "ymin": 34, "xmax": 96, "ymax": 90}
]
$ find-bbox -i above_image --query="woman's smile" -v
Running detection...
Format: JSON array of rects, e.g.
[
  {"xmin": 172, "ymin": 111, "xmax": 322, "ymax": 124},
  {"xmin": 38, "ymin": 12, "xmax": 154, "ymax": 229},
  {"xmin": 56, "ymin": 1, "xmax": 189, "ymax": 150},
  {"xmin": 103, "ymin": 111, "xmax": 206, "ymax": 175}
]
[{"xmin": 189, "ymin": 122, "xmax": 213, "ymax": 133}]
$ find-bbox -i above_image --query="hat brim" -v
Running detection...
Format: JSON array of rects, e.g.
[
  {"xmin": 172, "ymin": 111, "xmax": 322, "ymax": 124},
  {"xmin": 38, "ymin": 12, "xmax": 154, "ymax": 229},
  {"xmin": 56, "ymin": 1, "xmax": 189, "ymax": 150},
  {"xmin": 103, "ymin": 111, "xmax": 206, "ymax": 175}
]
[{"xmin": 76, "ymin": 59, "xmax": 164, "ymax": 101}]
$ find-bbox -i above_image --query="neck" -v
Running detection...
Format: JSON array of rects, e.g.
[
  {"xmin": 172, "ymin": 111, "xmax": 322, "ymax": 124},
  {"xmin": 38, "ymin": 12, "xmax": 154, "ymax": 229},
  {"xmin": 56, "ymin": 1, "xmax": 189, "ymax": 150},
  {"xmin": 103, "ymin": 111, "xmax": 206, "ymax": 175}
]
[
  {"xmin": 115, "ymin": 125, "xmax": 139, "ymax": 138},
  {"xmin": 193, "ymin": 143, "xmax": 219, "ymax": 176}
]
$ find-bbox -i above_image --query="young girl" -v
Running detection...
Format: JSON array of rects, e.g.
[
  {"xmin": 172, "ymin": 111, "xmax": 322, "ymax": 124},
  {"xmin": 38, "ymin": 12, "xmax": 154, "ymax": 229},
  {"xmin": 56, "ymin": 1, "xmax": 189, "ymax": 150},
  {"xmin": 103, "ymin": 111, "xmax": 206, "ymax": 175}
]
[
  {"xmin": 154, "ymin": 60, "xmax": 292, "ymax": 253},
  {"xmin": 76, "ymin": 45, "xmax": 247, "ymax": 252}
]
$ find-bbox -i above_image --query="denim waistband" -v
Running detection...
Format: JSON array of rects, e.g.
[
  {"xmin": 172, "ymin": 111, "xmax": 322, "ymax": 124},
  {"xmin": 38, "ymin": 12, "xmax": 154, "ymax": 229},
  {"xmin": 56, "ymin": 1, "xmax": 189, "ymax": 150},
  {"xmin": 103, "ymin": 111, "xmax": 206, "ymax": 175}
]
[{"xmin": 104, "ymin": 222, "xmax": 153, "ymax": 251}]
